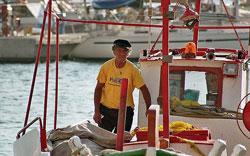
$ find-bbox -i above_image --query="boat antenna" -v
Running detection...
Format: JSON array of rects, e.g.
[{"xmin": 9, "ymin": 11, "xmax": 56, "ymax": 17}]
[
  {"xmin": 83, "ymin": 0, "xmax": 92, "ymax": 33},
  {"xmin": 148, "ymin": 0, "xmax": 153, "ymax": 50}
]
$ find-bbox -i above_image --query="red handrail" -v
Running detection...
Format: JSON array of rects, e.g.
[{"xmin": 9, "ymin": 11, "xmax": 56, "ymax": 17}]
[
  {"xmin": 17, "ymin": 117, "xmax": 42, "ymax": 139},
  {"xmin": 16, "ymin": 117, "xmax": 47, "ymax": 151}
]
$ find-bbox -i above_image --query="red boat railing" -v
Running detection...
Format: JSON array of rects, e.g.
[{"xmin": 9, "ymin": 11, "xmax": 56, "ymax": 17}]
[
  {"xmin": 21, "ymin": 1, "xmax": 52, "ymax": 151},
  {"xmin": 16, "ymin": 117, "xmax": 47, "ymax": 151},
  {"xmin": 23, "ymin": 7, "xmax": 48, "ymax": 135},
  {"xmin": 17, "ymin": 117, "xmax": 42, "ymax": 139}
]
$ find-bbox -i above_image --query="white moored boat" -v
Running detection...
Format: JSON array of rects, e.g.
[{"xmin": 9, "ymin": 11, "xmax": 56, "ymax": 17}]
[
  {"xmin": 69, "ymin": 28, "xmax": 249, "ymax": 59},
  {"xmin": 67, "ymin": 0, "xmax": 250, "ymax": 59}
]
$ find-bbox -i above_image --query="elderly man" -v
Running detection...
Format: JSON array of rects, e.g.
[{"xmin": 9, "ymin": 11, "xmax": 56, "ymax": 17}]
[{"xmin": 93, "ymin": 39, "xmax": 151, "ymax": 133}]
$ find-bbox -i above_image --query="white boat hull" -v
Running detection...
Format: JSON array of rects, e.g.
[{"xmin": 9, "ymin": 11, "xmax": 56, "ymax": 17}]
[
  {"xmin": 170, "ymin": 116, "xmax": 249, "ymax": 156},
  {"xmin": 69, "ymin": 28, "xmax": 249, "ymax": 59},
  {"xmin": 138, "ymin": 57, "xmax": 250, "ymax": 155},
  {"xmin": 123, "ymin": 140, "xmax": 215, "ymax": 156}
]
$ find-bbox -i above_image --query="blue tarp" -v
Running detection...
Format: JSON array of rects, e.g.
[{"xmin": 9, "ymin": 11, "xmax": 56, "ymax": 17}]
[{"xmin": 92, "ymin": 0, "xmax": 143, "ymax": 9}]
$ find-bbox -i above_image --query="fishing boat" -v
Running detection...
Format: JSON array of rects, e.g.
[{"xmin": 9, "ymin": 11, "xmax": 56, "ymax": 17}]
[
  {"xmin": 137, "ymin": 39, "xmax": 250, "ymax": 155},
  {"xmin": 13, "ymin": 0, "xmax": 250, "ymax": 155}
]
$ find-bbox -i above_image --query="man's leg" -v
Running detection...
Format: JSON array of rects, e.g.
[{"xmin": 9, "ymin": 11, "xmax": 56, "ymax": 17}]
[
  {"xmin": 125, "ymin": 107, "xmax": 134, "ymax": 132},
  {"xmin": 114, "ymin": 107, "xmax": 134, "ymax": 133},
  {"xmin": 99, "ymin": 104, "xmax": 118, "ymax": 132}
]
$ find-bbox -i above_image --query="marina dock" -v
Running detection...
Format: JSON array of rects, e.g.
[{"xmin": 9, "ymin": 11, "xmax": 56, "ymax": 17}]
[{"xmin": 0, "ymin": 33, "xmax": 88, "ymax": 63}]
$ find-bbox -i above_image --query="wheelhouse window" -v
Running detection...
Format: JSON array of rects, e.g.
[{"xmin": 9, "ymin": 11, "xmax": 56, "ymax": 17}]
[
  {"xmin": 158, "ymin": 66, "xmax": 222, "ymax": 114},
  {"xmin": 169, "ymin": 71, "xmax": 218, "ymax": 105}
]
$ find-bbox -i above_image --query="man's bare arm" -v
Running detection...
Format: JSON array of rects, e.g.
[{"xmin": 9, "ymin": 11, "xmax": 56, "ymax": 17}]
[
  {"xmin": 93, "ymin": 81, "xmax": 105, "ymax": 124},
  {"xmin": 140, "ymin": 85, "xmax": 151, "ymax": 113}
]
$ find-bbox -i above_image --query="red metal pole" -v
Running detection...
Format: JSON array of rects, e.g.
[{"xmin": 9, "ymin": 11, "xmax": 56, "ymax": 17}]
[
  {"xmin": 54, "ymin": 17, "xmax": 59, "ymax": 130},
  {"xmin": 116, "ymin": 78, "xmax": 128, "ymax": 151},
  {"xmin": 43, "ymin": 0, "xmax": 52, "ymax": 131},
  {"xmin": 23, "ymin": 8, "xmax": 48, "ymax": 135},
  {"xmin": 170, "ymin": 25, "xmax": 250, "ymax": 29},
  {"xmin": 193, "ymin": 0, "xmax": 201, "ymax": 48},
  {"xmin": 248, "ymin": 25, "xmax": 250, "ymax": 55},
  {"xmin": 60, "ymin": 18, "xmax": 250, "ymax": 30},
  {"xmin": 40, "ymin": 128, "xmax": 47, "ymax": 151},
  {"xmin": 40, "ymin": 118, "xmax": 46, "ymax": 150},
  {"xmin": 161, "ymin": 0, "xmax": 170, "ymax": 139}
]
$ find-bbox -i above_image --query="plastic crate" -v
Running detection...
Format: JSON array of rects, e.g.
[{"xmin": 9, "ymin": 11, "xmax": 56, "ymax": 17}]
[{"xmin": 136, "ymin": 128, "xmax": 211, "ymax": 141}]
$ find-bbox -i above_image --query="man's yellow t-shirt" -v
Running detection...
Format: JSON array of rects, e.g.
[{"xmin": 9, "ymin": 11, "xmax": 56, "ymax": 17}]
[{"xmin": 97, "ymin": 58, "xmax": 145, "ymax": 109}]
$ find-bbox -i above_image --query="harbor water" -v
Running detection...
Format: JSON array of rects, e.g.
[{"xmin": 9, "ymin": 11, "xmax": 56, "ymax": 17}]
[{"xmin": 0, "ymin": 60, "xmax": 140, "ymax": 156}]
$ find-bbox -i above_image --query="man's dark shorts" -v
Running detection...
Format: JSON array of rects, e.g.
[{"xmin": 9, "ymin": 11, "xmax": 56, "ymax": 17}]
[{"xmin": 99, "ymin": 104, "xmax": 134, "ymax": 133}]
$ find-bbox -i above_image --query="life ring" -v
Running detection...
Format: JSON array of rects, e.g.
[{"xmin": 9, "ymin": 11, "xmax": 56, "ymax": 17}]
[
  {"xmin": 243, "ymin": 101, "xmax": 250, "ymax": 132},
  {"xmin": 236, "ymin": 93, "xmax": 250, "ymax": 140}
]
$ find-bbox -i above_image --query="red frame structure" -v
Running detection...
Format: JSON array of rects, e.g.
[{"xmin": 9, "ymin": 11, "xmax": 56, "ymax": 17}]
[{"xmin": 20, "ymin": 0, "xmax": 249, "ymax": 151}]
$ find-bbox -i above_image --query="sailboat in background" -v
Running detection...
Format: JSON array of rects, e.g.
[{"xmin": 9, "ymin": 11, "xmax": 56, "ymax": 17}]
[
  {"xmin": 0, "ymin": 0, "xmax": 88, "ymax": 62},
  {"xmin": 68, "ymin": 0, "xmax": 250, "ymax": 59}
]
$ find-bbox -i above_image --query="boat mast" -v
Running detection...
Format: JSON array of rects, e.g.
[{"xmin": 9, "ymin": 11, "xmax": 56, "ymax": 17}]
[{"xmin": 161, "ymin": 0, "xmax": 170, "ymax": 139}]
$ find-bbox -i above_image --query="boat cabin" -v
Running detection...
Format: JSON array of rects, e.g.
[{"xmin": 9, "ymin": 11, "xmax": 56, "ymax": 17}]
[{"xmin": 138, "ymin": 48, "xmax": 249, "ymax": 127}]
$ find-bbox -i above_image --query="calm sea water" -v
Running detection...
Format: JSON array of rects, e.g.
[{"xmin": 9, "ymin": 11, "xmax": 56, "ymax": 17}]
[{"xmin": 0, "ymin": 60, "xmax": 139, "ymax": 156}]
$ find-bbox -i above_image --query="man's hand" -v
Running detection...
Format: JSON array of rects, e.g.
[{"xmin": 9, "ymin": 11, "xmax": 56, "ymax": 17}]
[
  {"xmin": 93, "ymin": 111, "xmax": 101, "ymax": 125},
  {"xmin": 94, "ymin": 81, "xmax": 104, "ymax": 125}
]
